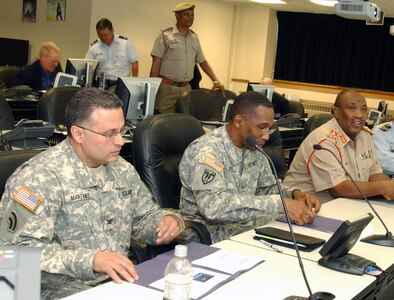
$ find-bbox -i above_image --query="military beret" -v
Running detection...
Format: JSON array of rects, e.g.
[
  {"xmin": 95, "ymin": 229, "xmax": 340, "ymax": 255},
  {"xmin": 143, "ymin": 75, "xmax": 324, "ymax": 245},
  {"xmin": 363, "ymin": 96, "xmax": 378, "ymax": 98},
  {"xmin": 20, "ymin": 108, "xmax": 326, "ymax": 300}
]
[{"xmin": 173, "ymin": 2, "xmax": 195, "ymax": 12}]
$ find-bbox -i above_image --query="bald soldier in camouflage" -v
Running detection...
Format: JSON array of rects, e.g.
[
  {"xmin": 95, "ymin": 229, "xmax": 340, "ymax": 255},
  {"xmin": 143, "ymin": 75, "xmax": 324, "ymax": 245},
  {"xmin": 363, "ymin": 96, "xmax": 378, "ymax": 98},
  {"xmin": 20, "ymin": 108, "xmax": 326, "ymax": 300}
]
[
  {"xmin": 179, "ymin": 91, "xmax": 321, "ymax": 243},
  {"xmin": 0, "ymin": 88, "xmax": 183, "ymax": 299}
]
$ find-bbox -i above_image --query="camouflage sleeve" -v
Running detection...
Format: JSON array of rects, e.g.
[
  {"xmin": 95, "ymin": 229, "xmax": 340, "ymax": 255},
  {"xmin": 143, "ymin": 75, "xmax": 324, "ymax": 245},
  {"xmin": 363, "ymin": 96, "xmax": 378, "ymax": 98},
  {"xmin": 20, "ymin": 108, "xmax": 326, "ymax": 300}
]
[
  {"xmin": 128, "ymin": 167, "xmax": 174, "ymax": 244},
  {"xmin": 180, "ymin": 151, "xmax": 283, "ymax": 223},
  {"xmin": 0, "ymin": 165, "xmax": 97, "ymax": 280}
]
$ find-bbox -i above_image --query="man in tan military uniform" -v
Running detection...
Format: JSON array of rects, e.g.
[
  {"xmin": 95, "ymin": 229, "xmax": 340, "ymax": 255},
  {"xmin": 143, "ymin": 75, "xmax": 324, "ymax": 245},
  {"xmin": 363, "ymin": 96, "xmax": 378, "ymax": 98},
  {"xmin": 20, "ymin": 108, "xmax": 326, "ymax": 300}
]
[
  {"xmin": 0, "ymin": 88, "xmax": 183, "ymax": 299},
  {"xmin": 179, "ymin": 91, "xmax": 321, "ymax": 243},
  {"xmin": 284, "ymin": 89, "xmax": 394, "ymax": 203},
  {"xmin": 150, "ymin": 2, "xmax": 224, "ymax": 113}
]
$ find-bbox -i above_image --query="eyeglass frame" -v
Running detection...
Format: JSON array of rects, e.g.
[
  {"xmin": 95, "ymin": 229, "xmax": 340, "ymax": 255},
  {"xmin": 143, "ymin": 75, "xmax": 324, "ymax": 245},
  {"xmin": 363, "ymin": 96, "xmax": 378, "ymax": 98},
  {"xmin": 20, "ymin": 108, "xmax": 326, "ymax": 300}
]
[
  {"xmin": 240, "ymin": 115, "xmax": 276, "ymax": 135},
  {"xmin": 74, "ymin": 124, "xmax": 130, "ymax": 140}
]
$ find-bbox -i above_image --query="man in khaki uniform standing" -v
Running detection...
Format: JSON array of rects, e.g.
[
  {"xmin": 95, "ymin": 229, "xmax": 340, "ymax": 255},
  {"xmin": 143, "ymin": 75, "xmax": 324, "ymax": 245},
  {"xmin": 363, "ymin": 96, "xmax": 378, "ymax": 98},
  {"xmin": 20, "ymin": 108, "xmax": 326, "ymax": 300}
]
[{"xmin": 150, "ymin": 2, "xmax": 224, "ymax": 113}]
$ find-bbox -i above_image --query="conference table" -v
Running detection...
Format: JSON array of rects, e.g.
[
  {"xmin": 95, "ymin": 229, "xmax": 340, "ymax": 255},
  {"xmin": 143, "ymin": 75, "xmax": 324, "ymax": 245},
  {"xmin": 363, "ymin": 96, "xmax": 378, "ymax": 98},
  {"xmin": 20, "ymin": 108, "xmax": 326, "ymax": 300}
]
[{"xmin": 63, "ymin": 198, "xmax": 394, "ymax": 300}]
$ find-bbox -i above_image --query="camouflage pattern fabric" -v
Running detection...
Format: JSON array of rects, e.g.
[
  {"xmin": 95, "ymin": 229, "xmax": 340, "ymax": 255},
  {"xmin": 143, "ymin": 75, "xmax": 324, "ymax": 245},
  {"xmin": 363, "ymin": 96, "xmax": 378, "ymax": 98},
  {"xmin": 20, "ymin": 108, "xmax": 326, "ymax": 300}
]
[
  {"xmin": 179, "ymin": 126, "xmax": 294, "ymax": 243},
  {"xmin": 0, "ymin": 138, "xmax": 172, "ymax": 299}
]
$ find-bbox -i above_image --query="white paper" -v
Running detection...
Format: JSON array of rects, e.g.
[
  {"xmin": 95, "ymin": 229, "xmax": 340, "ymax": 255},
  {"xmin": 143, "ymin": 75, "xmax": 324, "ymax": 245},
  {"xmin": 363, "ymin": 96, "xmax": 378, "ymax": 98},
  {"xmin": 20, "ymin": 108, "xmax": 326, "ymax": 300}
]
[
  {"xmin": 149, "ymin": 267, "xmax": 230, "ymax": 299},
  {"xmin": 192, "ymin": 248, "xmax": 263, "ymax": 275}
]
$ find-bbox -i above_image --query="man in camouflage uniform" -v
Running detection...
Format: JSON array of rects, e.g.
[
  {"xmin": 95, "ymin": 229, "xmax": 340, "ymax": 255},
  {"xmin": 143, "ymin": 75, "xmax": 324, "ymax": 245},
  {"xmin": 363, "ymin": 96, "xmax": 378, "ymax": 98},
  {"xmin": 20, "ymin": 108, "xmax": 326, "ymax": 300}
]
[
  {"xmin": 0, "ymin": 88, "xmax": 183, "ymax": 299},
  {"xmin": 284, "ymin": 89, "xmax": 394, "ymax": 203},
  {"xmin": 179, "ymin": 91, "xmax": 320, "ymax": 243}
]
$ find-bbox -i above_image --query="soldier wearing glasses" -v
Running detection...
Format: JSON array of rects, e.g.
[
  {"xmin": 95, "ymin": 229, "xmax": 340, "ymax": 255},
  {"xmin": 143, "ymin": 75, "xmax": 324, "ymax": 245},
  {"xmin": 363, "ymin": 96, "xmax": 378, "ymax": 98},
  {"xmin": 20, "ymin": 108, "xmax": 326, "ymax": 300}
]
[
  {"xmin": 178, "ymin": 91, "xmax": 320, "ymax": 243},
  {"xmin": 0, "ymin": 88, "xmax": 184, "ymax": 299}
]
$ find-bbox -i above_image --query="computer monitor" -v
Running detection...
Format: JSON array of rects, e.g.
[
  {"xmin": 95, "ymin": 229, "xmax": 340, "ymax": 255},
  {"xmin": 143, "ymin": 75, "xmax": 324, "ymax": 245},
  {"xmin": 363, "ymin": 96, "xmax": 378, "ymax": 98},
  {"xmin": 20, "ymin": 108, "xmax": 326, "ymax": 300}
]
[
  {"xmin": 318, "ymin": 213, "xmax": 375, "ymax": 275},
  {"xmin": 0, "ymin": 246, "xmax": 41, "ymax": 300},
  {"xmin": 247, "ymin": 83, "xmax": 275, "ymax": 102},
  {"xmin": 53, "ymin": 72, "xmax": 78, "ymax": 87},
  {"xmin": 65, "ymin": 58, "xmax": 99, "ymax": 87},
  {"xmin": 115, "ymin": 77, "xmax": 162, "ymax": 123}
]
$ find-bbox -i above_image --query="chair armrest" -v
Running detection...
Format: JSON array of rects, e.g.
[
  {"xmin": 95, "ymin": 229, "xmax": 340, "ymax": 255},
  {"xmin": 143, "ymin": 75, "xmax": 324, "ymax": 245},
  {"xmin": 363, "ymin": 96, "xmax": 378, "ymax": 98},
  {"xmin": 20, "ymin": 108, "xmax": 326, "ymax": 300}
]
[{"xmin": 187, "ymin": 220, "xmax": 212, "ymax": 245}]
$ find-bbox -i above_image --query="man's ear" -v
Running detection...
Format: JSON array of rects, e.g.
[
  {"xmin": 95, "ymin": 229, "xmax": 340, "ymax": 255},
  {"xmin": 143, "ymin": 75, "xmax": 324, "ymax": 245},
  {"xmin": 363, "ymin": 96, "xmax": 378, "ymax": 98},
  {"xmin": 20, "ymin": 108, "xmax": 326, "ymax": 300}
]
[
  {"xmin": 234, "ymin": 115, "xmax": 243, "ymax": 129},
  {"xmin": 70, "ymin": 125, "xmax": 84, "ymax": 143},
  {"xmin": 332, "ymin": 106, "xmax": 340, "ymax": 118}
]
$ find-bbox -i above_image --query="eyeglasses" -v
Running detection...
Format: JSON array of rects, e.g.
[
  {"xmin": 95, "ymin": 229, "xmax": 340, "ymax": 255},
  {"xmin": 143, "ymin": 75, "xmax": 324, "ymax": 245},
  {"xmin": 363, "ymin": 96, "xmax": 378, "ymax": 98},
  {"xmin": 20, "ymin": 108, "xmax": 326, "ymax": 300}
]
[
  {"xmin": 75, "ymin": 124, "xmax": 130, "ymax": 140},
  {"xmin": 240, "ymin": 115, "xmax": 276, "ymax": 135}
]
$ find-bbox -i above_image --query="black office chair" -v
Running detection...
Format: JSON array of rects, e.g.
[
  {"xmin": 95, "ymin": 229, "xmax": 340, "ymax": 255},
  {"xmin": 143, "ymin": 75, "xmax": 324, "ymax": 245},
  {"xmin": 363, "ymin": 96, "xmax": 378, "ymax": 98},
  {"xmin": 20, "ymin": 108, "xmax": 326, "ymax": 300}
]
[
  {"xmin": 0, "ymin": 150, "xmax": 42, "ymax": 198},
  {"xmin": 288, "ymin": 100, "xmax": 306, "ymax": 117},
  {"xmin": 0, "ymin": 66, "xmax": 21, "ymax": 92},
  {"xmin": 262, "ymin": 123, "xmax": 288, "ymax": 179},
  {"xmin": 38, "ymin": 86, "xmax": 81, "ymax": 126},
  {"xmin": 304, "ymin": 113, "xmax": 333, "ymax": 138},
  {"xmin": 0, "ymin": 94, "xmax": 15, "ymax": 130},
  {"xmin": 132, "ymin": 113, "xmax": 212, "ymax": 258},
  {"xmin": 176, "ymin": 89, "xmax": 228, "ymax": 121}
]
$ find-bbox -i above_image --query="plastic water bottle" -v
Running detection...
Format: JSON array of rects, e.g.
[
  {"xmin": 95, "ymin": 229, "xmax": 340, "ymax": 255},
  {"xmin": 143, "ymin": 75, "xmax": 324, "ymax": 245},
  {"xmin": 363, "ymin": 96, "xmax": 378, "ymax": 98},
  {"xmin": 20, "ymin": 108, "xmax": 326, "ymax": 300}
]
[{"xmin": 163, "ymin": 245, "xmax": 193, "ymax": 300}]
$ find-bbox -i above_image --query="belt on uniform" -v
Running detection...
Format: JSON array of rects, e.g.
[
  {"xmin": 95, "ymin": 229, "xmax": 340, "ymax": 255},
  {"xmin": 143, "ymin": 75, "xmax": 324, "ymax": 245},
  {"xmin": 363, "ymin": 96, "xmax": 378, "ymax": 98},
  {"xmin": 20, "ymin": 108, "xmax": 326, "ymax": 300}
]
[{"xmin": 160, "ymin": 76, "xmax": 189, "ymax": 87}]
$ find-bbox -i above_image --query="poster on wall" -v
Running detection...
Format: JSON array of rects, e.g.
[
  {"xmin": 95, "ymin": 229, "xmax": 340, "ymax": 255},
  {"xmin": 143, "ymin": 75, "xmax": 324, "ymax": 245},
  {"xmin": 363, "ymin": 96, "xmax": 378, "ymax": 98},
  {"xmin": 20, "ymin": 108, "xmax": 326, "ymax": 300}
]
[
  {"xmin": 22, "ymin": 0, "xmax": 37, "ymax": 23},
  {"xmin": 46, "ymin": 0, "xmax": 66, "ymax": 21}
]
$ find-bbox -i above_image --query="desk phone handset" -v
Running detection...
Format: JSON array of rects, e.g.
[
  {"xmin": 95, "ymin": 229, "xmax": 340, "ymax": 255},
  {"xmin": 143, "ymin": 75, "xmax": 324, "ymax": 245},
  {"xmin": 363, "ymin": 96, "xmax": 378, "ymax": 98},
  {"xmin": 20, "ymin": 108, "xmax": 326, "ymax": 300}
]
[
  {"xmin": 275, "ymin": 113, "xmax": 301, "ymax": 128},
  {"xmin": 3, "ymin": 119, "xmax": 55, "ymax": 148}
]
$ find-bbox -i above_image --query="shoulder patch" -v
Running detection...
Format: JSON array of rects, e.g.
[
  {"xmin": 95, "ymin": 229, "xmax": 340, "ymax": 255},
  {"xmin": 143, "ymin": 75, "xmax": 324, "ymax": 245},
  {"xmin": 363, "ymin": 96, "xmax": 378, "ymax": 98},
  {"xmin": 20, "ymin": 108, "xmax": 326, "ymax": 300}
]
[
  {"xmin": 203, "ymin": 156, "xmax": 224, "ymax": 173},
  {"xmin": 12, "ymin": 186, "xmax": 43, "ymax": 213},
  {"xmin": 362, "ymin": 126, "xmax": 373, "ymax": 135},
  {"xmin": 90, "ymin": 39, "xmax": 99, "ymax": 46},
  {"xmin": 118, "ymin": 35, "xmax": 128, "ymax": 40}
]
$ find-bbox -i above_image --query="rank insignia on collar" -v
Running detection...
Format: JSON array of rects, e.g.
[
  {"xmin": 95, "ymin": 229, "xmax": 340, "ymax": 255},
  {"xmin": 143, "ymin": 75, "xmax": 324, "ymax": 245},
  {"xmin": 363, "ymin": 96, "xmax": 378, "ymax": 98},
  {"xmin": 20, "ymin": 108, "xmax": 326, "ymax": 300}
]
[{"xmin": 327, "ymin": 129, "xmax": 338, "ymax": 142}]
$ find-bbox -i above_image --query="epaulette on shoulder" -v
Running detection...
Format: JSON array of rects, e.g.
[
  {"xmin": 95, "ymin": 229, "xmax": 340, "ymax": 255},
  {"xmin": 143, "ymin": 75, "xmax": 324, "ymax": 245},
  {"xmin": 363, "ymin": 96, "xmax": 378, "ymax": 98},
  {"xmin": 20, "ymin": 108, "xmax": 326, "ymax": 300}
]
[
  {"xmin": 162, "ymin": 27, "xmax": 173, "ymax": 32},
  {"xmin": 90, "ymin": 39, "xmax": 99, "ymax": 46},
  {"xmin": 362, "ymin": 126, "xmax": 373, "ymax": 135},
  {"xmin": 379, "ymin": 123, "xmax": 391, "ymax": 132},
  {"xmin": 118, "ymin": 35, "xmax": 128, "ymax": 40}
]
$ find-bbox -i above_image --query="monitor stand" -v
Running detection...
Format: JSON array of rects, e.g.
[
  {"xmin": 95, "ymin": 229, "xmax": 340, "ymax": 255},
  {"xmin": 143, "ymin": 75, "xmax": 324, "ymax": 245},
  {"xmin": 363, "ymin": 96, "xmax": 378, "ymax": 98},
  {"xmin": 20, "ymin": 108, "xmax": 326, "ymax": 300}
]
[{"xmin": 318, "ymin": 253, "xmax": 375, "ymax": 275}]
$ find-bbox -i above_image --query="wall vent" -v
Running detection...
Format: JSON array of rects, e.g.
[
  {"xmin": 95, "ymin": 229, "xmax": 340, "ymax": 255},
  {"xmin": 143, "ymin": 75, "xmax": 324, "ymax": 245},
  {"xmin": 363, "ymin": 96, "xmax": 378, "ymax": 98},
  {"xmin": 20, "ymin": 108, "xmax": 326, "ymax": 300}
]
[{"xmin": 300, "ymin": 99, "xmax": 333, "ymax": 116}]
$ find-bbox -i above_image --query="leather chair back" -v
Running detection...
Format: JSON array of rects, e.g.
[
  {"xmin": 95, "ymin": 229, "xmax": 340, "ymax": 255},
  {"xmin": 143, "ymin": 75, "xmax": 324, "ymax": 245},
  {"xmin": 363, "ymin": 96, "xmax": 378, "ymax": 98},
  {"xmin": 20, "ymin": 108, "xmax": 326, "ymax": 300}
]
[
  {"xmin": 262, "ymin": 123, "xmax": 288, "ymax": 179},
  {"xmin": 38, "ymin": 86, "xmax": 81, "ymax": 126},
  {"xmin": 0, "ymin": 150, "xmax": 41, "ymax": 198},
  {"xmin": 0, "ymin": 95, "xmax": 15, "ymax": 130},
  {"xmin": 176, "ymin": 89, "xmax": 228, "ymax": 121},
  {"xmin": 288, "ymin": 100, "xmax": 305, "ymax": 117},
  {"xmin": 304, "ymin": 113, "xmax": 333, "ymax": 137},
  {"xmin": 132, "ymin": 113, "xmax": 205, "ymax": 209},
  {"xmin": 0, "ymin": 66, "xmax": 21, "ymax": 91}
]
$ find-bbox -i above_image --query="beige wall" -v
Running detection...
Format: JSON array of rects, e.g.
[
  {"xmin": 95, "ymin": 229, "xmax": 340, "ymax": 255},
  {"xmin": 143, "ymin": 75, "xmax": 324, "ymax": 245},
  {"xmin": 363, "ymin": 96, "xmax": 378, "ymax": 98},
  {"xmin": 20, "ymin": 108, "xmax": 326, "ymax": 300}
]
[
  {"xmin": 0, "ymin": 0, "xmax": 275, "ymax": 91},
  {"xmin": 0, "ymin": 0, "xmax": 92, "ymax": 67}
]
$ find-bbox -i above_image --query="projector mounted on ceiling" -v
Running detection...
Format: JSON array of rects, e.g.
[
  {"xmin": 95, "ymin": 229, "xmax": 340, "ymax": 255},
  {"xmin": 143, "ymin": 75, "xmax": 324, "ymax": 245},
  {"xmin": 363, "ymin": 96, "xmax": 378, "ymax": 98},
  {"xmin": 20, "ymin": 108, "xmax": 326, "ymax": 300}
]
[{"xmin": 335, "ymin": 0, "xmax": 381, "ymax": 21}]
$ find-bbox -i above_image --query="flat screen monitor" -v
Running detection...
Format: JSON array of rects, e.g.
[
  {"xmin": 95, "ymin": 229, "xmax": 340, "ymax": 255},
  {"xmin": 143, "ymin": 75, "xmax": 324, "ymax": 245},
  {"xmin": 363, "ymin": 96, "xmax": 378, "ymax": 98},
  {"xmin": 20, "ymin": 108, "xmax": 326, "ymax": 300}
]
[
  {"xmin": 247, "ymin": 83, "xmax": 275, "ymax": 102},
  {"xmin": 0, "ymin": 38, "xmax": 29, "ymax": 67},
  {"xmin": 65, "ymin": 58, "xmax": 99, "ymax": 87},
  {"xmin": 318, "ymin": 213, "xmax": 375, "ymax": 275},
  {"xmin": 0, "ymin": 246, "xmax": 41, "ymax": 300},
  {"xmin": 115, "ymin": 77, "xmax": 162, "ymax": 123}
]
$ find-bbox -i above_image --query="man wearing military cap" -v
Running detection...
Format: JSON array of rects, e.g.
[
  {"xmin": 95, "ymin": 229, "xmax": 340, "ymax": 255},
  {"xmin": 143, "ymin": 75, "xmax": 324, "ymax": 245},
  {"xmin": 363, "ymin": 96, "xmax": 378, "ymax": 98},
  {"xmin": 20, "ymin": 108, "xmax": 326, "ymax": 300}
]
[{"xmin": 150, "ymin": 2, "xmax": 225, "ymax": 113}]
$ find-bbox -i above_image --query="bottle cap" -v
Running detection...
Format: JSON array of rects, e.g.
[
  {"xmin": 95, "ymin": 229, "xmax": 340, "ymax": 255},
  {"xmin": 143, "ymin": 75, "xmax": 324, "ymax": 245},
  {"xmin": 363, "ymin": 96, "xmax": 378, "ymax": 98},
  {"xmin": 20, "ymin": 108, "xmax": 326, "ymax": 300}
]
[{"xmin": 174, "ymin": 245, "xmax": 187, "ymax": 257}]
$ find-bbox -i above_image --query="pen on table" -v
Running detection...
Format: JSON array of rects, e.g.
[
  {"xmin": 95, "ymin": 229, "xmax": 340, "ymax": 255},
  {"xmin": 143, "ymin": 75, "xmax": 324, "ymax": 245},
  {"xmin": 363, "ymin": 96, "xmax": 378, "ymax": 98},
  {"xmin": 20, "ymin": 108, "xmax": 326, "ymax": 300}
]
[{"xmin": 258, "ymin": 239, "xmax": 283, "ymax": 253}]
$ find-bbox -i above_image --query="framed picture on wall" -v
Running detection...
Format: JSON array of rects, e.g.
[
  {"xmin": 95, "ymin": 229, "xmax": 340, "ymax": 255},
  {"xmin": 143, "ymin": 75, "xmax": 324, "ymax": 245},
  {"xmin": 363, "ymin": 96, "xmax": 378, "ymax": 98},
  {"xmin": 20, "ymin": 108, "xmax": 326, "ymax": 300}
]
[
  {"xmin": 46, "ymin": 0, "xmax": 66, "ymax": 21},
  {"xmin": 22, "ymin": 0, "xmax": 37, "ymax": 23}
]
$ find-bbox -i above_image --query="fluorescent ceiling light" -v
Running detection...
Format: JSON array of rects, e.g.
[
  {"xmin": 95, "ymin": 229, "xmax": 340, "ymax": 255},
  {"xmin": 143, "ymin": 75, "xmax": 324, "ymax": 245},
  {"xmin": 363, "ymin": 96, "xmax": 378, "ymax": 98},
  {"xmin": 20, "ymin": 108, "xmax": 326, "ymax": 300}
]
[
  {"xmin": 250, "ymin": 0, "xmax": 286, "ymax": 4},
  {"xmin": 310, "ymin": 0, "xmax": 338, "ymax": 7}
]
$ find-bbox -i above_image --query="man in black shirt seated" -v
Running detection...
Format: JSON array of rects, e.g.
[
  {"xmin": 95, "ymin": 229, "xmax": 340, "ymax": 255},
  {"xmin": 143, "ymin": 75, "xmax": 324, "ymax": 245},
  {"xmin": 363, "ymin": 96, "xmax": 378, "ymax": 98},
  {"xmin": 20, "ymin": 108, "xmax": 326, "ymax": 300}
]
[{"xmin": 15, "ymin": 41, "xmax": 62, "ymax": 91}]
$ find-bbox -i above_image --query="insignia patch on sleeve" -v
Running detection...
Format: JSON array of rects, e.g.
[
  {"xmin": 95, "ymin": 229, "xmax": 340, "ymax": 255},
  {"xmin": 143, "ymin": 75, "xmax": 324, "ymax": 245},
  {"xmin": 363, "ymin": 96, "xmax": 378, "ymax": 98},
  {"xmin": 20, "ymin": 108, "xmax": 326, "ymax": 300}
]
[
  {"xmin": 202, "ymin": 169, "xmax": 216, "ymax": 184},
  {"xmin": 12, "ymin": 186, "xmax": 43, "ymax": 212},
  {"xmin": 203, "ymin": 156, "xmax": 224, "ymax": 173}
]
